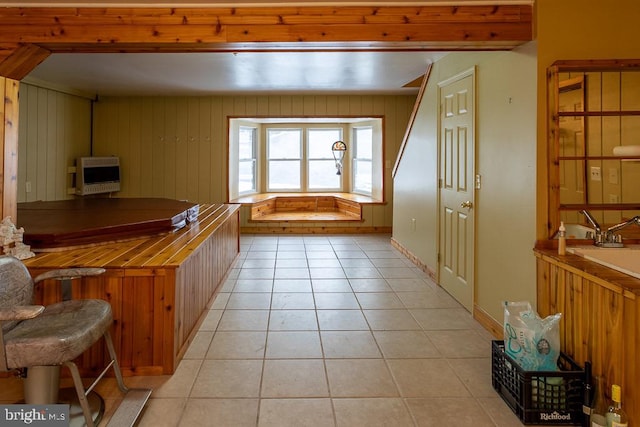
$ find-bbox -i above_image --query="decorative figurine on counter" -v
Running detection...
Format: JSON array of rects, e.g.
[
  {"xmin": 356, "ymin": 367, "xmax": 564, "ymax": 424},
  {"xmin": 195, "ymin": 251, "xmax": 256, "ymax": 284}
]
[{"xmin": 0, "ymin": 216, "xmax": 35, "ymax": 260}]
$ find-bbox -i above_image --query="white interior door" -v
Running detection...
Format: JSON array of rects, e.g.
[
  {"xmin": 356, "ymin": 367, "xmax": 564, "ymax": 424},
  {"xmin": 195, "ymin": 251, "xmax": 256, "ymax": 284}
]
[{"xmin": 438, "ymin": 68, "xmax": 475, "ymax": 312}]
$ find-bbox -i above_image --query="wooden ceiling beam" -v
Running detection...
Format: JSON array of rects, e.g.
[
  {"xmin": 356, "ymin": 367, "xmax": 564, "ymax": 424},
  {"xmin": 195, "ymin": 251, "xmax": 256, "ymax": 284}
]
[
  {"xmin": 0, "ymin": 5, "xmax": 532, "ymax": 46},
  {"xmin": 0, "ymin": 44, "xmax": 50, "ymax": 80},
  {"xmin": 0, "ymin": 4, "xmax": 532, "ymax": 77},
  {"xmin": 0, "ymin": 22, "xmax": 530, "ymax": 45},
  {"xmin": 0, "ymin": 5, "xmax": 530, "ymax": 22},
  {"xmin": 35, "ymin": 40, "xmax": 526, "ymax": 54}
]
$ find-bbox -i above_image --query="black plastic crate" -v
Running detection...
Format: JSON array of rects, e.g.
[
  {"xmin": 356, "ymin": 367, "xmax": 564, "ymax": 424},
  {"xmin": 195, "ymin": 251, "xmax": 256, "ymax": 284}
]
[{"xmin": 491, "ymin": 340, "xmax": 584, "ymax": 425}]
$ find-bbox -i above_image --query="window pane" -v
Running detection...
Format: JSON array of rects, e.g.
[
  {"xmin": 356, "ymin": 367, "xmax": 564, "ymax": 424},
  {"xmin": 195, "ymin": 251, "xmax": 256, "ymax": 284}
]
[
  {"xmin": 239, "ymin": 127, "xmax": 255, "ymax": 159},
  {"xmin": 269, "ymin": 160, "xmax": 301, "ymax": 189},
  {"xmin": 238, "ymin": 160, "xmax": 256, "ymax": 193},
  {"xmin": 355, "ymin": 127, "xmax": 373, "ymax": 159},
  {"xmin": 308, "ymin": 129, "xmax": 342, "ymax": 158},
  {"xmin": 268, "ymin": 129, "xmax": 301, "ymax": 159},
  {"xmin": 354, "ymin": 159, "xmax": 372, "ymax": 193},
  {"xmin": 309, "ymin": 160, "xmax": 340, "ymax": 189}
]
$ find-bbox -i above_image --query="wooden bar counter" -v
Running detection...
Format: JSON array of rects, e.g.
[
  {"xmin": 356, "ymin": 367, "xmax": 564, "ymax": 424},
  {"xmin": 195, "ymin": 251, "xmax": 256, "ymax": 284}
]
[
  {"xmin": 21, "ymin": 203, "xmax": 240, "ymax": 377},
  {"xmin": 534, "ymin": 248, "xmax": 639, "ymax": 423}
]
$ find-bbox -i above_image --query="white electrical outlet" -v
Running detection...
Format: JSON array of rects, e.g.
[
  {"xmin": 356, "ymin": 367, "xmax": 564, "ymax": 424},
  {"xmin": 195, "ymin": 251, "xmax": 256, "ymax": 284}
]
[
  {"xmin": 609, "ymin": 194, "xmax": 620, "ymax": 203},
  {"xmin": 25, "ymin": 181, "xmax": 31, "ymax": 193},
  {"xmin": 590, "ymin": 166, "xmax": 602, "ymax": 181}
]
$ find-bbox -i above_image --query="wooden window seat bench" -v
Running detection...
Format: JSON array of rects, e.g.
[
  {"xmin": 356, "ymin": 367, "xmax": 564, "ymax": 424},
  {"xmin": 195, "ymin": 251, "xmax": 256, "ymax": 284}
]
[{"xmin": 230, "ymin": 193, "xmax": 381, "ymax": 222}]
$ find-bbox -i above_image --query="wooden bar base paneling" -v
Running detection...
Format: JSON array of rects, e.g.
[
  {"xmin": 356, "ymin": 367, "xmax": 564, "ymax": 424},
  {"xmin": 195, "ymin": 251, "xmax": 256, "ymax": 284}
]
[
  {"xmin": 535, "ymin": 249, "xmax": 638, "ymax": 424},
  {"xmin": 23, "ymin": 203, "xmax": 240, "ymax": 376}
]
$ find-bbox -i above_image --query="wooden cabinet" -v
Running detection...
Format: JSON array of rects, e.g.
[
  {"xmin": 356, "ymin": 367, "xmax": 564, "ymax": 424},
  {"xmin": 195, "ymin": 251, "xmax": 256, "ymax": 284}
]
[
  {"xmin": 547, "ymin": 60, "xmax": 640, "ymax": 237},
  {"xmin": 535, "ymin": 249, "xmax": 638, "ymax": 424}
]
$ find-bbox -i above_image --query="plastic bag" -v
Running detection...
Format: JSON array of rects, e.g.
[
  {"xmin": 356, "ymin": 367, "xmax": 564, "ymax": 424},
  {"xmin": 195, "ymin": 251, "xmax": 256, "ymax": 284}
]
[{"xmin": 503, "ymin": 301, "xmax": 562, "ymax": 371}]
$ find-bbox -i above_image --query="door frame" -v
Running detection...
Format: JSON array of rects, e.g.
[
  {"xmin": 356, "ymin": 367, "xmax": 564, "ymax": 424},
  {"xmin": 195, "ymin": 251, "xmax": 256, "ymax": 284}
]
[{"xmin": 436, "ymin": 66, "xmax": 477, "ymax": 312}]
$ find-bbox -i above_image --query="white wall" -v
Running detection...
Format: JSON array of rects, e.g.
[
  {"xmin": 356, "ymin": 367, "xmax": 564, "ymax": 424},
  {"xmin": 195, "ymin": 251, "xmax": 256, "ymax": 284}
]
[{"xmin": 393, "ymin": 42, "xmax": 538, "ymax": 322}]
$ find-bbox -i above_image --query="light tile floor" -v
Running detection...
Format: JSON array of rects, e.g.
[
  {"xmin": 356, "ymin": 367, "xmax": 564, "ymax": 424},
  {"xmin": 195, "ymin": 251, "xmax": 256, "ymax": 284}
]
[{"xmin": 0, "ymin": 234, "xmax": 536, "ymax": 426}]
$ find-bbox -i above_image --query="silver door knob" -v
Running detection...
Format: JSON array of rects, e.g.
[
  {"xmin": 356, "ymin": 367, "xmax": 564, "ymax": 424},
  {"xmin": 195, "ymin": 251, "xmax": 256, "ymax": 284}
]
[{"xmin": 461, "ymin": 201, "xmax": 473, "ymax": 209}]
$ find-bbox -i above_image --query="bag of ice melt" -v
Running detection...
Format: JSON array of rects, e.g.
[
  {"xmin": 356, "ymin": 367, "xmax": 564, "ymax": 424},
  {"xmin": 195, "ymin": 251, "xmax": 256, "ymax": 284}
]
[{"xmin": 503, "ymin": 301, "xmax": 562, "ymax": 371}]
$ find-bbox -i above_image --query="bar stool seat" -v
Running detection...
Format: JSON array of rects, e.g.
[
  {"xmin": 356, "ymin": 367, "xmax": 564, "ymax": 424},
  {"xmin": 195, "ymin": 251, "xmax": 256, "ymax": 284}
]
[{"xmin": 4, "ymin": 299, "xmax": 112, "ymax": 369}]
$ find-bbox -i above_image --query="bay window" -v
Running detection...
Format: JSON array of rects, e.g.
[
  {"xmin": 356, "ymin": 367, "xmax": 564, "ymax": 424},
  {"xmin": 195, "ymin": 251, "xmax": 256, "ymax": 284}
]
[{"xmin": 228, "ymin": 117, "xmax": 383, "ymax": 201}]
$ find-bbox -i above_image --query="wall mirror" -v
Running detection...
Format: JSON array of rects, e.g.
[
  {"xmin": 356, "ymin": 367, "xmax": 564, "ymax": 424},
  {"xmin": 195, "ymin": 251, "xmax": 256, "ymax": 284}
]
[{"xmin": 548, "ymin": 60, "xmax": 640, "ymax": 239}]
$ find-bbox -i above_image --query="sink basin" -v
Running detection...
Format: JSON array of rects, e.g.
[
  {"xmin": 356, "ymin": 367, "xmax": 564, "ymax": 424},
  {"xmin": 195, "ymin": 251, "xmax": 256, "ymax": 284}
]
[
  {"xmin": 567, "ymin": 246, "xmax": 640, "ymax": 279},
  {"xmin": 554, "ymin": 224, "xmax": 594, "ymax": 239}
]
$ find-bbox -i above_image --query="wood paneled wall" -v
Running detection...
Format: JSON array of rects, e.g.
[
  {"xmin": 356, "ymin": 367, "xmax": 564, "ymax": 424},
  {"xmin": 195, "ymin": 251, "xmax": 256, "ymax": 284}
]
[
  {"xmin": 92, "ymin": 94, "xmax": 415, "ymax": 230},
  {"xmin": 17, "ymin": 83, "xmax": 91, "ymax": 204}
]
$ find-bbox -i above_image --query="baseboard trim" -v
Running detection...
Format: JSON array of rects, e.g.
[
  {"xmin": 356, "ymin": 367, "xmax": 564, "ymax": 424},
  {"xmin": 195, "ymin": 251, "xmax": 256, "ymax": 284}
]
[
  {"xmin": 390, "ymin": 236, "xmax": 436, "ymax": 281},
  {"xmin": 473, "ymin": 304, "xmax": 503, "ymax": 339}
]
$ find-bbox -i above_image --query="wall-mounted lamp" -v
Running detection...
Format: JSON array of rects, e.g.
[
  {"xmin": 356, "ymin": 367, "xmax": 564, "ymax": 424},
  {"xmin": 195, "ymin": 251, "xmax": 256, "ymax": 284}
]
[{"xmin": 331, "ymin": 141, "xmax": 347, "ymax": 175}]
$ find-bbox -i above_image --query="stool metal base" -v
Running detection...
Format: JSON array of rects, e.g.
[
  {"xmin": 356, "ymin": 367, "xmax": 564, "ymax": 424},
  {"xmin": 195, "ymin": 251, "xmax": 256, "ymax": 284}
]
[
  {"xmin": 23, "ymin": 366, "xmax": 61, "ymax": 404},
  {"xmin": 58, "ymin": 387, "xmax": 104, "ymax": 427},
  {"xmin": 22, "ymin": 366, "xmax": 105, "ymax": 427}
]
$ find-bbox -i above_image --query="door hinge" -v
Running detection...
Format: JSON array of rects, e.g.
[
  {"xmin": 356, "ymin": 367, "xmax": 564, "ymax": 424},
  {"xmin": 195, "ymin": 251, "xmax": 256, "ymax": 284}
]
[
  {"xmin": 437, "ymin": 252, "xmax": 441, "ymax": 263},
  {"xmin": 438, "ymin": 178, "xmax": 443, "ymax": 189}
]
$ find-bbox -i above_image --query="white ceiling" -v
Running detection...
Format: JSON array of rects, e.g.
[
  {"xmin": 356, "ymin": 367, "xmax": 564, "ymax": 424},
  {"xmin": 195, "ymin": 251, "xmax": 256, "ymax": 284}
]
[{"xmin": 25, "ymin": 51, "xmax": 447, "ymax": 97}]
